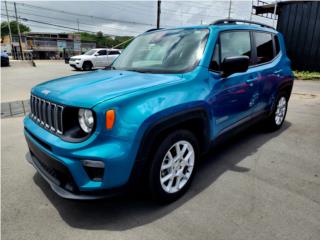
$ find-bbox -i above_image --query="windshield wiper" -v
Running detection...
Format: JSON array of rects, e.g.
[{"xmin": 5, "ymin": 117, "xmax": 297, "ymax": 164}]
[{"xmin": 104, "ymin": 66, "xmax": 117, "ymax": 70}]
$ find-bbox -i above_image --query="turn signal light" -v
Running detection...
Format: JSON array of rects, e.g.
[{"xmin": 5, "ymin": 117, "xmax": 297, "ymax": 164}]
[{"xmin": 106, "ymin": 110, "xmax": 115, "ymax": 129}]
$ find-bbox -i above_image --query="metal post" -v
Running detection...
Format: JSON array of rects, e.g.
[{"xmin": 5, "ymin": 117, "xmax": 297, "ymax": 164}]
[
  {"xmin": 77, "ymin": 19, "xmax": 80, "ymax": 32},
  {"xmin": 14, "ymin": 2, "xmax": 24, "ymax": 60},
  {"xmin": 4, "ymin": 1, "xmax": 16, "ymax": 59},
  {"xmin": 157, "ymin": 0, "xmax": 161, "ymax": 29},
  {"xmin": 228, "ymin": 0, "xmax": 232, "ymax": 19},
  {"xmin": 250, "ymin": 0, "xmax": 254, "ymax": 21},
  {"xmin": 272, "ymin": 0, "xmax": 278, "ymax": 28}
]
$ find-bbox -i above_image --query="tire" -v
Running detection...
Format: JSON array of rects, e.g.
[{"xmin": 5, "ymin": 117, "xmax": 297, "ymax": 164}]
[
  {"xmin": 148, "ymin": 130, "xmax": 199, "ymax": 203},
  {"xmin": 82, "ymin": 61, "xmax": 92, "ymax": 71},
  {"xmin": 265, "ymin": 92, "xmax": 288, "ymax": 131}
]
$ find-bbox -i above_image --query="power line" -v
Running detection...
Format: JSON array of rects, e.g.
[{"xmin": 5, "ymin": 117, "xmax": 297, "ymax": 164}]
[
  {"xmin": 1, "ymin": 13, "xmax": 97, "ymax": 33},
  {"xmin": 1, "ymin": 8, "xmax": 142, "ymax": 35},
  {"xmin": 7, "ymin": 1, "xmax": 155, "ymax": 27}
]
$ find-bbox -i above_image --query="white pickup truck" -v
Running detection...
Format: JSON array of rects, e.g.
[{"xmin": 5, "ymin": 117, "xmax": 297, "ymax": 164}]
[{"xmin": 69, "ymin": 48, "xmax": 121, "ymax": 71}]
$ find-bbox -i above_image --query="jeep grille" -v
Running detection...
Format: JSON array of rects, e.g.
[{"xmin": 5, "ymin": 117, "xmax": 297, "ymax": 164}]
[{"xmin": 30, "ymin": 95, "xmax": 64, "ymax": 135}]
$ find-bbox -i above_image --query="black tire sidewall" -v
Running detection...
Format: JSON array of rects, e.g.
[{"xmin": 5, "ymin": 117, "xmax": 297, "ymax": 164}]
[
  {"xmin": 148, "ymin": 130, "xmax": 199, "ymax": 203},
  {"xmin": 82, "ymin": 62, "xmax": 92, "ymax": 71}
]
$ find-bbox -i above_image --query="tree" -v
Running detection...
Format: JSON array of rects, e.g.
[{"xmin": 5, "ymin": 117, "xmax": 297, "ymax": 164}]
[
  {"xmin": 80, "ymin": 31, "xmax": 133, "ymax": 49},
  {"xmin": 1, "ymin": 21, "xmax": 31, "ymax": 37}
]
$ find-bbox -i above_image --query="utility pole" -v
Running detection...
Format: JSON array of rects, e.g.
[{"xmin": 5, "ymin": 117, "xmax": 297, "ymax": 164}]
[
  {"xmin": 14, "ymin": 2, "xmax": 24, "ymax": 60},
  {"xmin": 228, "ymin": 0, "xmax": 232, "ymax": 19},
  {"xmin": 157, "ymin": 0, "xmax": 161, "ymax": 29},
  {"xmin": 4, "ymin": 1, "xmax": 15, "ymax": 59},
  {"xmin": 250, "ymin": 0, "xmax": 254, "ymax": 21},
  {"xmin": 272, "ymin": 0, "xmax": 278, "ymax": 28},
  {"xmin": 77, "ymin": 19, "xmax": 80, "ymax": 32}
]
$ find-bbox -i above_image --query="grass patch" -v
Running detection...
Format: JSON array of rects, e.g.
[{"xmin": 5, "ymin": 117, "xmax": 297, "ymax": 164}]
[{"xmin": 294, "ymin": 71, "xmax": 320, "ymax": 80}]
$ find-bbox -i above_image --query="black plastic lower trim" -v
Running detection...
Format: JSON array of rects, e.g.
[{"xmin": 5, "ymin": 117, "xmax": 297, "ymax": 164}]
[{"xmin": 25, "ymin": 132, "xmax": 125, "ymax": 200}]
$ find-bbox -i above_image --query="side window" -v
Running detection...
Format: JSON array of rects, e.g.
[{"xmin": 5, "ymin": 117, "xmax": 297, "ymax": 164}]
[
  {"xmin": 210, "ymin": 41, "xmax": 220, "ymax": 71},
  {"xmin": 274, "ymin": 35, "xmax": 280, "ymax": 55},
  {"xmin": 210, "ymin": 31, "xmax": 252, "ymax": 71},
  {"xmin": 97, "ymin": 50, "xmax": 107, "ymax": 55},
  {"xmin": 254, "ymin": 32, "xmax": 273, "ymax": 64},
  {"xmin": 220, "ymin": 31, "xmax": 252, "ymax": 62},
  {"xmin": 108, "ymin": 51, "xmax": 120, "ymax": 55}
]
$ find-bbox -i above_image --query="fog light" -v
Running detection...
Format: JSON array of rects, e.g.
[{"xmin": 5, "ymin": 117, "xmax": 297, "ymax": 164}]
[{"xmin": 82, "ymin": 160, "xmax": 105, "ymax": 181}]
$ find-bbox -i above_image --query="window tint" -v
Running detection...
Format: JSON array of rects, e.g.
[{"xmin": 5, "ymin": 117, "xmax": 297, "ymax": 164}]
[
  {"xmin": 274, "ymin": 35, "xmax": 280, "ymax": 55},
  {"xmin": 210, "ymin": 41, "xmax": 220, "ymax": 71},
  {"xmin": 97, "ymin": 50, "xmax": 107, "ymax": 55},
  {"xmin": 108, "ymin": 51, "xmax": 120, "ymax": 55},
  {"xmin": 220, "ymin": 31, "xmax": 252, "ymax": 61},
  {"xmin": 254, "ymin": 32, "xmax": 273, "ymax": 64},
  {"xmin": 210, "ymin": 31, "xmax": 251, "ymax": 71}
]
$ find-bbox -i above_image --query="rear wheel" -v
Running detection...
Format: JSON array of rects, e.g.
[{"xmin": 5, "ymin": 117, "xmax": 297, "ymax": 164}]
[
  {"xmin": 82, "ymin": 61, "xmax": 92, "ymax": 71},
  {"xmin": 266, "ymin": 93, "xmax": 288, "ymax": 131},
  {"xmin": 148, "ymin": 130, "xmax": 198, "ymax": 203}
]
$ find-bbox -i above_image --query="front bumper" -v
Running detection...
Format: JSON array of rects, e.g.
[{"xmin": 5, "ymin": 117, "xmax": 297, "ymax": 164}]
[
  {"xmin": 24, "ymin": 115, "xmax": 136, "ymax": 199},
  {"xmin": 69, "ymin": 61, "xmax": 81, "ymax": 68},
  {"xmin": 25, "ymin": 132, "xmax": 124, "ymax": 199}
]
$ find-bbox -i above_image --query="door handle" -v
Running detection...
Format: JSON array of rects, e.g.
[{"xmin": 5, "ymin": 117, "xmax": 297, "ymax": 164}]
[
  {"xmin": 246, "ymin": 78, "xmax": 257, "ymax": 86},
  {"xmin": 274, "ymin": 69, "xmax": 282, "ymax": 74},
  {"xmin": 246, "ymin": 78, "xmax": 257, "ymax": 83}
]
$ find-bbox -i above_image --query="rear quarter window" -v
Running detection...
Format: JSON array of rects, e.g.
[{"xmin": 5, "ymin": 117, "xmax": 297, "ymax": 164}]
[
  {"xmin": 254, "ymin": 32, "xmax": 274, "ymax": 64},
  {"xmin": 274, "ymin": 35, "xmax": 280, "ymax": 55}
]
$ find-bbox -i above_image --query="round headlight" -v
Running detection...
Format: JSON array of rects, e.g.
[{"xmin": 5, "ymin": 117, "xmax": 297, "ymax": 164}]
[{"xmin": 78, "ymin": 109, "xmax": 94, "ymax": 133}]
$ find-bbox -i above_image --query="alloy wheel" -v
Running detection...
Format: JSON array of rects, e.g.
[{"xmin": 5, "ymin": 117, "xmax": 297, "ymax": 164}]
[
  {"xmin": 159, "ymin": 140, "xmax": 195, "ymax": 194},
  {"xmin": 275, "ymin": 96, "xmax": 287, "ymax": 125}
]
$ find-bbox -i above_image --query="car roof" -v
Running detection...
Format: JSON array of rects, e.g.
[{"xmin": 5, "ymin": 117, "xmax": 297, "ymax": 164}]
[
  {"xmin": 144, "ymin": 19, "xmax": 278, "ymax": 35},
  {"xmin": 92, "ymin": 48, "xmax": 121, "ymax": 51}
]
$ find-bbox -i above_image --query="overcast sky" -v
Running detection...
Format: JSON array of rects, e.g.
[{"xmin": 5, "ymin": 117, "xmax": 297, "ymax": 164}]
[{"xmin": 1, "ymin": 0, "xmax": 276, "ymax": 36}]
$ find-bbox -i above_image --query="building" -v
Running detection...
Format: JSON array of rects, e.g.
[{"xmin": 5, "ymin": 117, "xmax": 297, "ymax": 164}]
[
  {"xmin": 1, "ymin": 32, "xmax": 96, "ymax": 59},
  {"xmin": 253, "ymin": 1, "xmax": 320, "ymax": 71}
]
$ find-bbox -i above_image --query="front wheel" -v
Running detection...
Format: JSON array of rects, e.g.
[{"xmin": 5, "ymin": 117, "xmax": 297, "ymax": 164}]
[
  {"xmin": 266, "ymin": 93, "xmax": 288, "ymax": 131},
  {"xmin": 82, "ymin": 61, "xmax": 92, "ymax": 71},
  {"xmin": 148, "ymin": 130, "xmax": 198, "ymax": 203}
]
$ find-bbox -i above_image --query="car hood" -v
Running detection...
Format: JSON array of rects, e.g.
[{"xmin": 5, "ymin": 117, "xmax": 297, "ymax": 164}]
[
  {"xmin": 32, "ymin": 70, "xmax": 183, "ymax": 108},
  {"xmin": 71, "ymin": 55, "xmax": 89, "ymax": 59}
]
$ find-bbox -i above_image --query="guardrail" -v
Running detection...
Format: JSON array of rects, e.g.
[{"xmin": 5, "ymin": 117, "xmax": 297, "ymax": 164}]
[{"xmin": 1, "ymin": 100, "xmax": 30, "ymax": 118}]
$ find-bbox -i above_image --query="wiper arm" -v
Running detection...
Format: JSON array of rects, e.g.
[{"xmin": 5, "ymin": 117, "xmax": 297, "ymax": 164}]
[
  {"xmin": 125, "ymin": 68, "xmax": 148, "ymax": 73},
  {"xmin": 104, "ymin": 66, "xmax": 117, "ymax": 70}
]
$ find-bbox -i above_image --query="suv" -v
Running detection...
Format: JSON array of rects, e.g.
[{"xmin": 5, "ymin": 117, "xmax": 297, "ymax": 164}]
[
  {"xmin": 24, "ymin": 19, "xmax": 294, "ymax": 202},
  {"xmin": 69, "ymin": 48, "xmax": 121, "ymax": 71}
]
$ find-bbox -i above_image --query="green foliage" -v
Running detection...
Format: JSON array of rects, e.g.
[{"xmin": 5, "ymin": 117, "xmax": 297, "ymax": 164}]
[
  {"xmin": 80, "ymin": 32, "xmax": 133, "ymax": 49},
  {"xmin": 294, "ymin": 71, "xmax": 320, "ymax": 80},
  {"xmin": 1, "ymin": 21, "xmax": 31, "ymax": 36}
]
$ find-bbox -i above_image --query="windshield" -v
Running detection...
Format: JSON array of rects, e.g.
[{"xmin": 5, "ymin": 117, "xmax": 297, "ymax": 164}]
[
  {"xmin": 84, "ymin": 49, "xmax": 97, "ymax": 55},
  {"xmin": 112, "ymin": 28, "xmax": 209, "ymax": 73}
]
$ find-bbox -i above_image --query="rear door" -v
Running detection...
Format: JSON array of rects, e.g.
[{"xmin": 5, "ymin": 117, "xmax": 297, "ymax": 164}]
[
  {"xmin": 96, "ymin": 49, "xmax": 108, "ymax": 67},
  {"xmin": 208, "ymin": 30, "xmax": 260, "ymax": 135},
  {"xmin": 251, "ymin": 31, "xmax": 280, "ymax": 114},
  {"xmin": 107, "ymin": 50, "xmax": 120, "ymax": 66}
]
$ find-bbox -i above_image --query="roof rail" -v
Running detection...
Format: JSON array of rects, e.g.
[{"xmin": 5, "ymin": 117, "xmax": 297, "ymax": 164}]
[
  {"xmin": 145, "ymin": 28, "xmax": 164, "ymax": 33},
  {"xmin": 210, "ymin": 19, "xmax": 275, "ymax": 30}
]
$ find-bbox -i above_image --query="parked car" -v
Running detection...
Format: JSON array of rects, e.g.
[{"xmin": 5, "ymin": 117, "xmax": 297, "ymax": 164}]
[
  {"xmin": 24, "ymin": 19, "xmax": 294, "ymax": 203},
  {"xmin": 69, "ymin": 48, "xmax": 121, "ymax": 71},
  {"xmin": 1, "ymin": 51, "xmax": 10, "ymax": 66}
]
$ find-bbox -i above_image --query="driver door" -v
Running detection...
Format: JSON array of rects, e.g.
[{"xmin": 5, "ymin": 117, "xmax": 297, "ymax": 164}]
[{"xmin": 208, "ymin": 31, "xmax": 260, "ymax": 135}]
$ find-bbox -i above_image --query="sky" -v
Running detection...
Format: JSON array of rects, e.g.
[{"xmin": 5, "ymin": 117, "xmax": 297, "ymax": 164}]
[{"xmin": 1, "ymin": 0, "xmax": 276, "ymax": 36}]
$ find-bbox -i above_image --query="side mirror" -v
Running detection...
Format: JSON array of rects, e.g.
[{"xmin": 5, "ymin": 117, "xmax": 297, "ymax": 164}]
[
  {"xmin": 221, "ymin": 56, "xmax": 249, "ymax": 77},
  {"xmin": 94, "ymin": 53, "xmax": 99, "ymax": 56}
]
